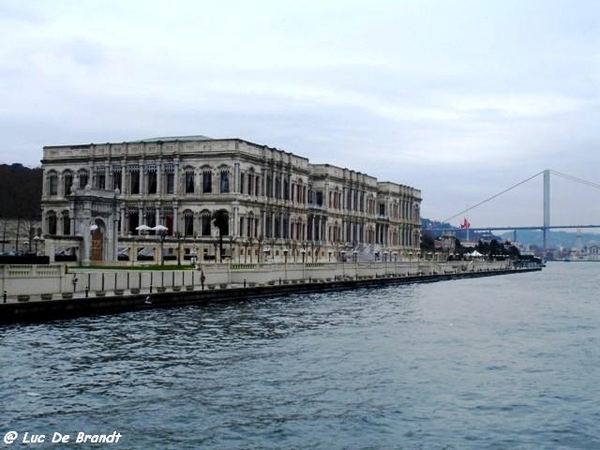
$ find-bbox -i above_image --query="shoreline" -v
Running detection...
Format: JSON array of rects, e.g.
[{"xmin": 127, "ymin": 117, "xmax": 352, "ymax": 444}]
[{"xmin": 0, "ymin": 266, "xmax": 541, "ymax": 325}]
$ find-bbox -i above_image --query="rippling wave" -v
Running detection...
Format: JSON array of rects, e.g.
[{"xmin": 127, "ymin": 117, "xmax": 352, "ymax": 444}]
[{"xmin": 2, "ymin": 264, "xmax": 600, "ymax": 449}]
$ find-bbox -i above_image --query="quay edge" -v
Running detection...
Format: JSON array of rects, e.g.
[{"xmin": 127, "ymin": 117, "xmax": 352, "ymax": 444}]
[{"xmin": 0, "ymin": 267, "xmax": 541, "ymax": 325}]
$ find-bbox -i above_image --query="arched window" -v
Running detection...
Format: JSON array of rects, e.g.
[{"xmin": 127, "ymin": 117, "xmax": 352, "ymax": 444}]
[
  {"xmin": 283, "ymin": 176, "xmax": 289, "ymax": 200},
  {"xmin": 247, "ymin": 167, "xmax": 256, "ymax": 195},
  {"xmin": 146, "ymin": 165, "xmax": 157, "ymax": 194},
  {"xmin": 47, "ymin": 171, "xmax": 58, "ymax": 196},
  {"xmin": 184, "ymin": 168, "xmax": 195, "ymax": 194},
  {"xmin": 183, "ymin": 210, "xmax": 194, "ymax": 236},
  {"xmin": 145, "ymin": 207, "xmax": 156, "ymax": 229},
  {"xmin": 247, "ymin": 211, "xmax": 255, "ymax": 238},
  {"xmin": 127, "ymin": 208, "xmax": 139, "ymax": 235},
  {"xmin": 78, "ymin": 169, "xmax": 89, "ymax": 189},
  {"xmin": 93, "ymin": 166, "xmax": 106, "ymax": 190},
  {"xmin": 202, "ymin": 167, "xmax": 212, "ymax": 193},
  {"xmin": 275, "ymin": 175, "xmax": 281, "ymax": 199},
  {"xmin": 201, "ymin": 210, "xmax": 212, "ymax": 236},
  {"xmin": 164, "ymin": 163, "xmax": 175, "ymax": 194},
  {"xmin": 219, "ymin": 167, "xmax": 230, "ymax": 194},
  {"xmin": 129, "ymin": 165, "xmax": 140, "ymax": 194},
  {"xmin": 47, "ymin": 211, "xmax": 57, "ymax": 235},
  {"xmin": 111, "ymin": 165, "xmax": 122, "ymax": 191},
  {"xmin": 63, "ymin": 171, "xmax": 73, "ymax": 195},
  {"xmin": 62, "ymin": 210, "xmax": 70, "ymax": 235}
]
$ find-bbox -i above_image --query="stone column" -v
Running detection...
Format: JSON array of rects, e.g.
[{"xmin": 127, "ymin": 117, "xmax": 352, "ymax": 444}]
[
  {"xmin": 233, "ymin": 206, "xmax": 239, "ymax": 237},
  {"xmin": 156, "ymin": 161, "xmax": 162, "ymax": 196},
  {"xmin": 139, "ymin": 161, "xmax": 145, "ymax": 195},
  {"xmin": 57, "ymin": 214, "xmax": 63, "ymax": 236},
  {"xmin": 271, "ymin": 211, "xmax": 275, "ymax": 238},
  {"xmin": 69, "ymin": 203, "xmax": 76, "ymax": 236},
  {"xmin": 138, "ymin": 205, "xmax": 144, "ymax": 228},
  {"xmin": 120, "ymin": 207, "xmax": 126, "ymax": 235},
  {"xmin": 234, "ymin": 162, "xmax": 240, "ymax": 194},
  {"xmin": 155, "ymin": 201, "xmax": 161, "ymax": 226},
  {"xmin": 173, "ymin": 203, "xmax": 179, "ymax": 234},
  {"xmin": 104, "ymin": 165, "xmax": 110, "ymax": 190},
  {"xmin": 120, "ymin": 162, "xmax": 125, "ymax": 192},
  {"xmin": 174, "ymin": 158, "xmax": 180, "ymax": 196}
]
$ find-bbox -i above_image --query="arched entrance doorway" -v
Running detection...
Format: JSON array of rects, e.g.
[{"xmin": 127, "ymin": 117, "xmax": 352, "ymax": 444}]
[{"xmin": 91, "ymin": 221, "xmax": 105, "ymax": 262}]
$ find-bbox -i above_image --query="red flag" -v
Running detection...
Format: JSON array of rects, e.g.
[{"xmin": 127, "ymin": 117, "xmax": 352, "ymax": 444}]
[{"xmin": 460, "ymin": 217, "xmax": 470, "ymax": 229}]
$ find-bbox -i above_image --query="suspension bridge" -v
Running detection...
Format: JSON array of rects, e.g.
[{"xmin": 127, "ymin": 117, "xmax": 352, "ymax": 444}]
[{"xmin": 430, "ymin": 169, "xmax": 600, "ymax": 251}]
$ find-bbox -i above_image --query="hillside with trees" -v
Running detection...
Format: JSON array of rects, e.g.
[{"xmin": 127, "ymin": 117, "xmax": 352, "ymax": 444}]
[{"xmin": 0, "ymin": 164, "xmax": 43, "ymax": 219}]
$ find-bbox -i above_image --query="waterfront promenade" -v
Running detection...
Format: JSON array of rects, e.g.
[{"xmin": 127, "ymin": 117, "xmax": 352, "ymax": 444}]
[
  {"xmin": 0, "ymin": 260, "xmax": 541, "ymax": 324},
  {"xmin": 1, "ymin": 259, "xmax": 511, "ymax": 301}
]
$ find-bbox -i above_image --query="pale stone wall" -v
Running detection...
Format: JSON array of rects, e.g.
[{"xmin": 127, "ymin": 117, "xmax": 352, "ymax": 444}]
[
  {"xmin": 1, "ymin": 259, "xmax": 511, "ymax": 297},
  {"xmin": 40, "ymin": 136, "xmax": 422, "ymax": 265}
]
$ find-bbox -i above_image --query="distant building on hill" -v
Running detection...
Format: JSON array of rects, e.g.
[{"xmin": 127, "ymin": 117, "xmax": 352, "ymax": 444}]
[{"xmin": 40, "ymin": 136, "xmax": 421, "ymax": 265}]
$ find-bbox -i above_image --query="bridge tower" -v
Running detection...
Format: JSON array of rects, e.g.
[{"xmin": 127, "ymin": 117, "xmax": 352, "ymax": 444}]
[{"xmin": 543, "ymin": 169, "xmax": 550, "ymax": 252}]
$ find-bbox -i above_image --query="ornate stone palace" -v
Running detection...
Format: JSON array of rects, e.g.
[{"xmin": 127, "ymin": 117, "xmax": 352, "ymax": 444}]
[{"xmin": 40, "ymin": 136, "xmax": 421, "ymax": 265}]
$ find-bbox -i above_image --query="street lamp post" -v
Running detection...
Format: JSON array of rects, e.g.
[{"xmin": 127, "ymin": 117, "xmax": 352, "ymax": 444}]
[
  {"xmin": 243, "ymin": 240, "xmax": 249, "ymax": 264},
  {"xmin": 257, "ymin": 236, "xmax": 263, "ymax": 263},
  {"xmin": 152, "ymin": 225, "xmax": 168, "ymax": 266},
  {"xmin": 300, "ymin": 248, "xmax": 306, "ymax": 279},
  {"xmin": 229, "ymin": 236, "xmax": 236, "ymax": 263},
  {"xmin": 384, "ymin": 250, "xmax": 388, "ymax": 275},
  {"xmin": 283, "ymin": 248, "xmax": 288, "ymax": 280}
]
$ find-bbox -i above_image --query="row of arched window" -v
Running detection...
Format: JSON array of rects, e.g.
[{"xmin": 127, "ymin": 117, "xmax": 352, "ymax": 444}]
[
  {"xmin": 45, "ymin": 210, "xmax": 71, "ymax": 235},
  {"xmin": 44, "ymin": 165, "xmax": 234, "ymax": 197},
  {"xmin": 45, "ymin": 170, "xmax": 87, "ymax": 196},
  {"xmin": 44, "ymin": 206, "xmax": 417, "ymax": 247}
]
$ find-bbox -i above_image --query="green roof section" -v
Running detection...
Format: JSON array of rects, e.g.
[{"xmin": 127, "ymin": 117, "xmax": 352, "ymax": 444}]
[{"xmin": 133, "ymin": 135, "xmax": 213, "ymax": 143}]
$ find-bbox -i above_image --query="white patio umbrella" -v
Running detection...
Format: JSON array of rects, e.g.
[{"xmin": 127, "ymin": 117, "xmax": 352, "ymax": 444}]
[
  {"xmin": 135, "ymin": 224, "xmax": 152, "ymax": 232},
  {"xmin": 152, "ymin": 225, "xmax": 169, "ymax": 232}
]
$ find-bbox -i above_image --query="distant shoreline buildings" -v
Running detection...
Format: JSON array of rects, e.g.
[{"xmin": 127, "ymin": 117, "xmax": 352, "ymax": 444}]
[{"xmin": 40, "ymin": 136, "xmax": 422, "ymax": 265}]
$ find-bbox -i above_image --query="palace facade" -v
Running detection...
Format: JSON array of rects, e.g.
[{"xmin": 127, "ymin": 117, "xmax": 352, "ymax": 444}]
[{"xmin": 40, "ymin": 136, "xmax": 421, "ymax": 264}]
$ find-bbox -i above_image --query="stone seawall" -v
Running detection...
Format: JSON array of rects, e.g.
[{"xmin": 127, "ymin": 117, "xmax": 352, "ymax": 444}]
[
  {"xmin": 0, "ymin": 259, "xmax": 511, "ymax": 297},
  {"xmin": 0, "ymin": 267, "xmax": 541, "ymax": 325}
]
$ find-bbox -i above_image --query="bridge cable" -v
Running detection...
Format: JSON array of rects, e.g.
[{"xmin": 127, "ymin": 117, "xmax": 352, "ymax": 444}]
[
  {"xmin": 442, "ymin": 170, "xmax": 546, "ymax": 224},
  {"xmin": 550, "ymin": 170, "xmax": 600, "ymax": 190}
]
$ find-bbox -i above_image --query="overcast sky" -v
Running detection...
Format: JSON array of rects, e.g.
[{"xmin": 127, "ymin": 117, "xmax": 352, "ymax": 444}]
[{"xmin": 1, "ymin": 0, "xmax": 599, "ymax": 229}]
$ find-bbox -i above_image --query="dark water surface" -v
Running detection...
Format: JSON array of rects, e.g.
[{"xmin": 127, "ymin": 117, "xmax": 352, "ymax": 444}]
[{"xmin": 2, "ymin": 263, "xmax": 599, "ymax": 449}]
